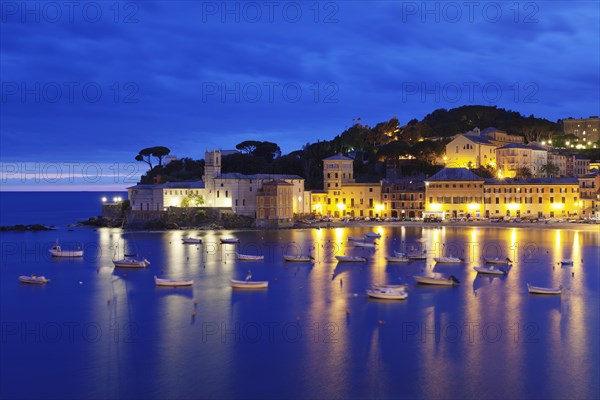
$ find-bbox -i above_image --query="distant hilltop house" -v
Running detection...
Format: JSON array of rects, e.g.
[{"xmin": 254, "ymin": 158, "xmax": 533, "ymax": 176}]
[
  {"xmin": 127, "ymin": 150, "xmax": 311, "ymax": 227},
  {"xmin": 562, "ymin": 117, "xmax": 600, "ymax": 144},
  {"xmin": 445, "ymin": 127, "xmax": 591, "ymax": 178},
  {"xmin": 444, "ymin": 127, "xmax": 524, "ymax": 169}
]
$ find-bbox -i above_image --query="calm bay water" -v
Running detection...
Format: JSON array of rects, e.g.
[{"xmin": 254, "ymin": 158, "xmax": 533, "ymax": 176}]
[
  {"xmin": 0, "ymin": 192, "xmax": 127, "ymax": 227},
  {"xmin": 1, "ymin": 223, "xmax": 599, "ymax": 399}
]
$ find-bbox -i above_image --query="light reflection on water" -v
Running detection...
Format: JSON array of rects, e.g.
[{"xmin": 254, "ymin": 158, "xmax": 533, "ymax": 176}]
[{"xmin": 0, "ymin": 225, "xmax": 598, "ymax": 399}]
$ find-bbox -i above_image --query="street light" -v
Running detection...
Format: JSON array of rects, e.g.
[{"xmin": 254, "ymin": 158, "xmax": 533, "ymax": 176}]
[{"xmin": 101, "ymin": 197, "xmax": 107, "ymax": 203}]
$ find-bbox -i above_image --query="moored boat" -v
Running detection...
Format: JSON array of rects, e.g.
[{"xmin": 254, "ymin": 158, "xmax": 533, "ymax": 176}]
[
  {"xmin": 154, "ymin": 276, "xmax": 193, "ymax": 287},
  {"xmin": 19, "ymin": 275, "xmax": 51, "ymax": 284},
  {"xmin": 364, "ymin": 232, "xmax": 382, "ymax": 239},
  {"xmin": 473, "ymin": 266, "xmax": 507, "ymax": 275},
  {"xmin": 48, "ymin": 241, "xmax": 83, "ymax": 257},
  {"xmin": 433, "ymin": 256, "xmax": 463, "ymax": 264},
  {"xmin": 113, "ymin": 255, "xmax": 150, "ymax": 268},
  {"xmin": 527, "ymin": 283, "xmax": 562, "ymax": 295},
  {"xmin": 560, "ymin": 260, "xmax": 574, "ymax": 266},
  {"xmin": 230, "ymin": 279, "xmax": 269, "ymax": 289},
  {"xmin": 366, "ymin": 288, "xmax": 408, "ymax": 300},
  {"xmin": 182, "ymin": 238, "xmax": 202, "ymax": 244},
  {"xmin": 348, "ymin": 236, "xmax": 364, "ymax": 241},
  {"xmin": 220, "ymin": 238, "xmax": 240, "ymax": 244},
  {"xmin": 237, "ymin": 253, "xmax": 265, "ymax": 261},
  {"xmin": 335, "ymin": 255, "xmax": 367, "ymax": 263},
  {"xmin": 283, "ymin": 255, "xmax": 313, "ymax": 262},
  {"xmin": 414, "ymin": 274, "xmax": 460, "ymax": 286},
  {"xmin": 353, "ymin": 241, "xmax": 376, "ymax": 248},
  {"xmin": 385, "ymin": 255, "xmax": 410, "ymax": 263},
  {"xmin": 484, "ymin": 257, "xmax": 512, "ymax": 264}
]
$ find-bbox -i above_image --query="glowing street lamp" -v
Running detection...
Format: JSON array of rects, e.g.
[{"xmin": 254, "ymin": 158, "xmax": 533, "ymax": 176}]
[{"xmin": 101, "ymin": 197, "xmax": 107, "ymax": 203}]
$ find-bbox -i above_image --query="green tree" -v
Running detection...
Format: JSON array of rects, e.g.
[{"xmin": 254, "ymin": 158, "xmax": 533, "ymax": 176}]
[
  {"xmin": 540, "ymin": 162, "xmax": 560, "ymax": 178},
  {"xmin": 181, "ymin": 194, "xmax": 205, "ymax": 207},
  {"xmin": 515, "ymin": 167, "xmax": 533, "ymax": 179}
]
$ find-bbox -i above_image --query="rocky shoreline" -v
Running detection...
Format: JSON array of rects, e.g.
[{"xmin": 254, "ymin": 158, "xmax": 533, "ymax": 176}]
[{"xmin": 0, "ymin": 224, "xmax": 56, "ymax": 232}]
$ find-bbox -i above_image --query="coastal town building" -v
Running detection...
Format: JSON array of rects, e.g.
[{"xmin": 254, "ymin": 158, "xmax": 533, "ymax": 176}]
[
  {"xmin": 562, "ymin": 117, "xmax": 600, "ymax": 144},
  {"xmin": 256, "ymin": 180, "xmax": 295, "ymax": 227},
  {"xmin": 479, "ymin": 127, "xmax": 525, "ymax": 146},
  {"xmin": 312, "ymin": 154, "xmax": 383, "ymax": 218},
  {"xmin": 495, "ymin": 143, "xmax": 548, "ymax": 178},
  {"xmin": 128, "ymin": 150, "xmax": 310, "ymax": 221},
  {"xmin": 444, "ymin": 129, "xmax": 497, "ymax": 169},
  {"xmin": 381, "ymin": 178, "xmax": 425, "ymax": 219},
  {"xmin": 424, "ymin": 168, "xmax": 485, "ymax": 220},
  {"xmin": 578, "ymin": 173, "xmax": 600, "ymax": 219},
  {"xmin": 483, "ymin": 177, "xmax": 580, "ymax": 219},
  {"xmin": 424, "ymin": 167, "xmax": 585, "ymax": 219}
]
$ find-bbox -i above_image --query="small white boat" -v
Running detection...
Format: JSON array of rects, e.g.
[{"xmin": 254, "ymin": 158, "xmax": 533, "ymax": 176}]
[
  {"xmin": 19, "ymin": 275, "xmax": 51, "ymax": 284},
  {"xmin": 348, "ymin": 236, "xmax": 364, "ymax": 242},
  {"xmin": 182, "ymin": 238, "xmax": 202, "ymax": 244},
  {"xmin": 372, "ymin": 283, "xmax": 408, "ymax": 290},
  {"xmin": 113, "ymin": 255, "xmax": 150, "ymax": 268},
  {"xmin": 154, "ymin": 276, "xmax": 193, "ymax": 287},
  {"xmin": 49, "ymin": 241, "xmax": 83, "ymax": 257},
  {"xmin": 434, "ymin": 257, "xmax": 463, "ymax": 264},
  {"xmin": 283, "ymin": 255, "xmax": 313, "ymax": 262},
  {"xmin": 335, "ymin": 255, "xmax": 367, "ymax": 263},
  {"xmin": 527, "ymin": 283, "xmax": 562, "ymax": 295},
  {"xmin": 385, "ymin": 255, "xmax": 410, "ymax": 263},
  {"xmin": 560, "ymin": 260, "xmax": 574, "ymax": 266},
  {"xmin": 408, "ymin": 254, "xmax": 427, "ymax": 260},
  {"xmin": 237, "ymin": 253, "xmax": 264, "ymax": 261},
  {"xmin": 473, "ymin": 266, "xmax": 507, "ymax": 275},
  {"xmin": 414, "ymin": 274, "xmax": 460, "ymax": 286},
  {"xmin": 221, "ymin": 238, "xmax": 239, "ymax": 244},
  {"xmin": 484, "ymin": 257, "xmax": 512, "ymax": 264},
  {"xmin": 367, "ymin": 288, "xmax": 408, "ymax": 300},
  {"xmin": 353, "ymin": 241, "xmax": 376, "ymax": 248},
  {"xmin": 364, "ymin": 232, "xmax": 382, "ymax": 239},
  {"xmin": 230, "ymin": 279, "xmax": 268, "ymax": 289}
]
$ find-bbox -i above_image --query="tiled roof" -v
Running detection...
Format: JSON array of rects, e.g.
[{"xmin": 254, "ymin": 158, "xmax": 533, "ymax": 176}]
[
  {"xmin": 463, "ymin": 134, "xmax": 495, "ymax": 145},
  {"xmin": 262, "ymin": 179, "xmax": 293, "ymax": 186},
  {"xmin": 426, "ymin": 168, "xmax": 485, "ymax": 182},
  {"xmin": 323, "ymin": 154, "xmax": 353, "ymax": 161},
  {"xmin": 485, "ymin": 177, "xmax": 579, "ymax": 185},
  {"xmin": 497, "ymin": 143, "xmax": 546, "ymax": 151},
  {"xmin": 480, "ymin": 127, "xmax": 505, "ymax": 134},
  {"xmin": 215, "ymin": 173, "xmax": 303, "ymax": 180}
]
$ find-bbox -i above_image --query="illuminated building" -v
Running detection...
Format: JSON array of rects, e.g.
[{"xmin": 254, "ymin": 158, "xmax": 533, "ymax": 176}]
[
  {"xmin": 424, "ymin": 168, "xmax": 485, "ymax": 220},
  {"xmin": 256, "ymin": 180, "xmax": 294, "ymax": 227},
  {"xmin": 311, "ymin": 154, "xmax": 382, "ymax": 218},
  {"xmin": 381, "ymin": 179, "xmax": 425, "ymax": 218}
]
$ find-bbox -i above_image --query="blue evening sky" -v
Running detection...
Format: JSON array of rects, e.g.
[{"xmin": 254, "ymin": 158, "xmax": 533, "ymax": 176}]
[{"xmin": 1, "ymin": 1, "xmax": 599, "ymax": 190}]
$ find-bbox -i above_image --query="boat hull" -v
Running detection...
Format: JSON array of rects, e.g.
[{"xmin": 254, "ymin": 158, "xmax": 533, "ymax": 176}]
[
  {"xmin": 284, "ymin": 256, "xmax": 313, "ymax": 262},
  {"xmin": 237, "ymin": 254, "xmax": 265, "ymax": 261},
  {"xmin": 484, "ymin": 258, "xmax": 511, "ymax": 264},
  {"xmin": 527, "ymin": 284, "xmax": 562, "ymax": 295},
  {"xmin": 385, "ymin": 256, "xmax": 409, "ymax": 263},
  {"xmin": 474, "ymin": 266, "xmax": 506, "ymax": 275},
  {"xmin": 414, "ymin": 276, "xmax": 456, "ymax": 286},
  {"xmin": 434, "ymin": 257, "xmax": 463, "ymax": 263},
  {"xmin": 354, "ymin": 242, "xmax": 376, "ymax": 248},
  {"xmin": 19, "ymin": 276, "xmax": 50, "ymax": 284},
  {"xmin": 155, "ymin": 277, "xmax": 193, "ymax": 287},
  {"xmin": 221, "ymin": 239, "xmax": 239, "ymax": 244},
  {"xmin": 49, "ymin": 250, "xmax": 83, "ymax": 257},
  {"xmin": 335, "ymin": 256, "xmax": 367, "ymax": 262},
  {"xmin": 230, "ymin": 279, "xmax": 268, "ymax": 289},
  {"xmin": 182, "ymin": 238, "xmax": 202, "ymax": 244},
  {"xmin": 113, "ymin": 259, "xmax": 150, "ymax": 268},
  {"xmin": 367, "ymin": 290, "xmax": 408, "ymax": 300}
]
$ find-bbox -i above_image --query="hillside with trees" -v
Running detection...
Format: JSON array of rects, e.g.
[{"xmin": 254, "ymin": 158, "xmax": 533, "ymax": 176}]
[{"xmin": 135, "ymin": 105, "xmax": 592, "ymax": 188}]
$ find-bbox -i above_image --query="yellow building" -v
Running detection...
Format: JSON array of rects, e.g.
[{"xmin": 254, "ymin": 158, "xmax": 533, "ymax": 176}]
[
  {"xmin": 312, "ymin": 155, "xmax": 383, "ymax": 218},
  {"xmin": 424, "ymin": 168, "xmax": 485, "ymax": 219},
  {"xmin": 445, "ymin": 133, "xmax": 496, "ymax": 169},
  {"xmin": 578, "ymin": 173, "xmax": 600, "ymax": 219},
  {"xmin": 483, "ymin": 177, "xmax": 581, "ymax": 219},
  {"xmin": 496, "ymin": 144, "xmax": 547, "ymax": 178}
]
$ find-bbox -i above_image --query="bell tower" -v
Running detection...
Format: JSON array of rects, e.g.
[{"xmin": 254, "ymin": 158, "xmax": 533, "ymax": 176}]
[{"xmin": 203, "ymin": 150, "xmax": 221, "ymax": 206}]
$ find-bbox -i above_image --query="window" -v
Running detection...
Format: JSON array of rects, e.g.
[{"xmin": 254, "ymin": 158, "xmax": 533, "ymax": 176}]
[
  {"xmin": 369, "ymin": 188, "xmax": 373, "ymax": 192},
  {"xmin": 225, "ymin": 191, "xmax": 228, "ymax": 198},
  {"xmin": 217, "ymin": 191, "xmax": 220, "ymax": 198}
]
